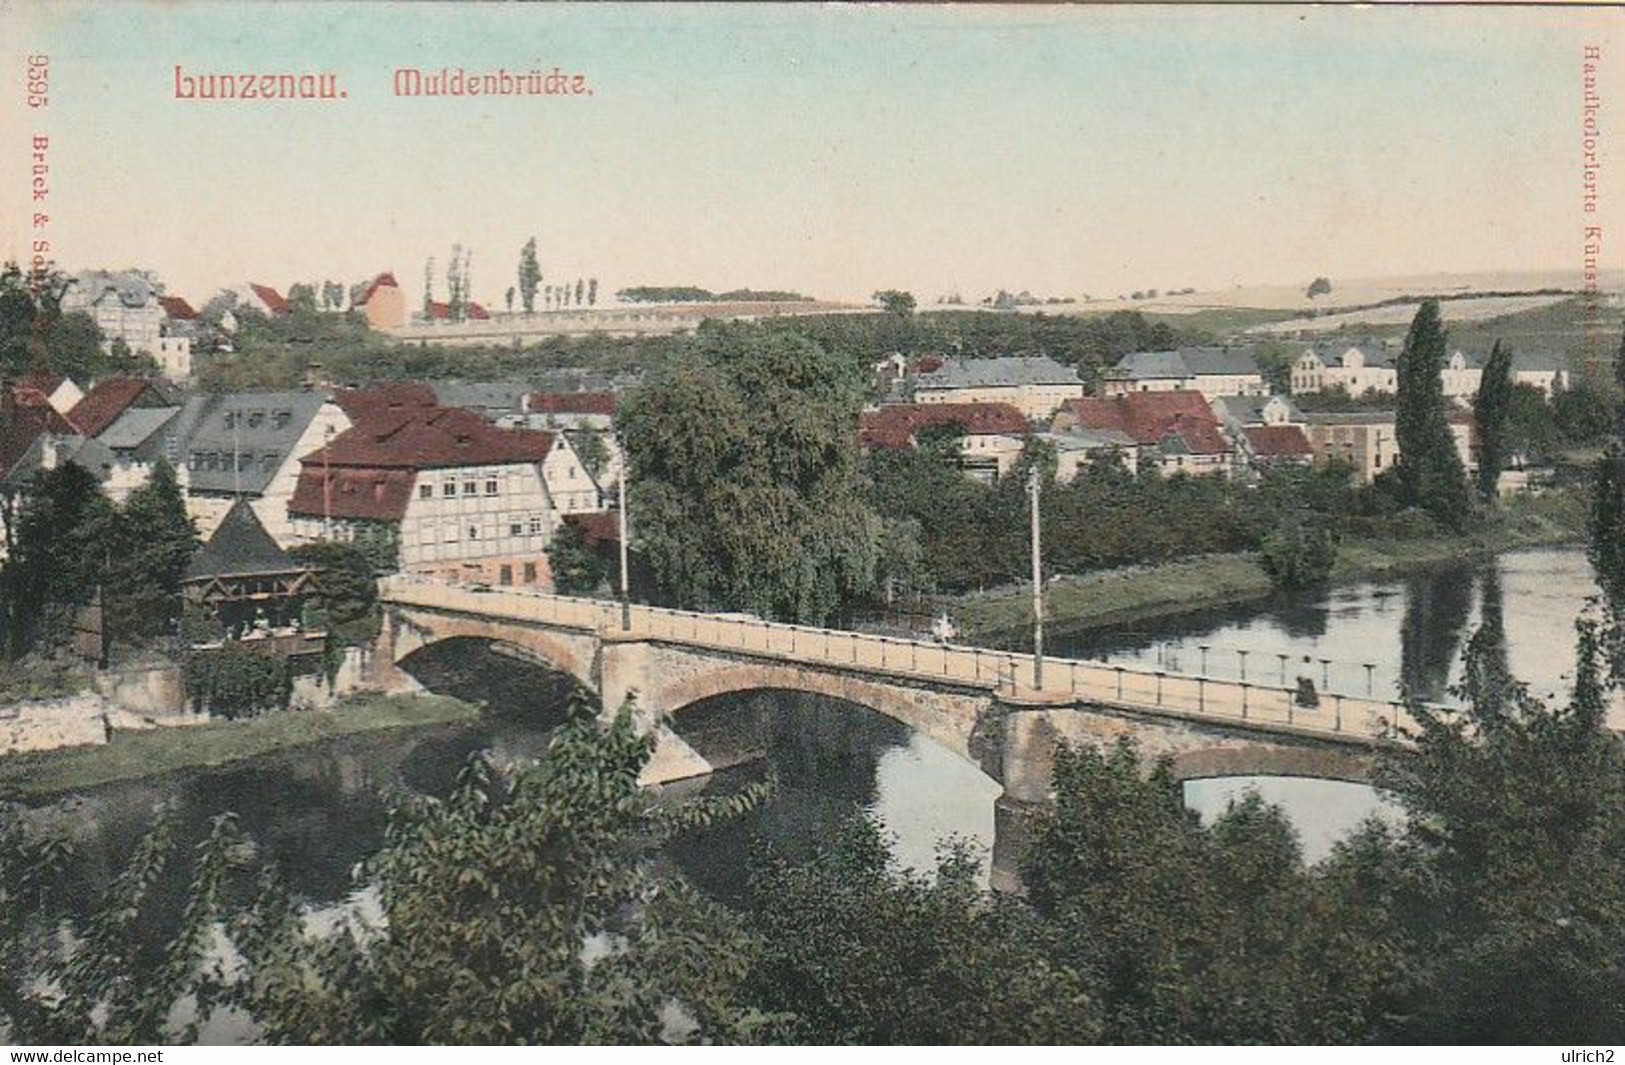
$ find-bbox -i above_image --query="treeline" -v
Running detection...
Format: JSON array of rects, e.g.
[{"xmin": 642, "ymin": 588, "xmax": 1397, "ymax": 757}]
[
  {"xmin": 0, "ymin": 263, "xmax": 160, "ymax": 381},
  {"xmin": 4, "ymin": 621, "xmax": 1623, "ymax": 1043}
]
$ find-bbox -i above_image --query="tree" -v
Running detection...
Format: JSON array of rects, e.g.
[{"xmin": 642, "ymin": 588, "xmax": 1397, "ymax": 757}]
[
  {"xmin": 518, "ymin": 237, "xmax": 541, "ymax": 316},
  {"xmin": 575, "ymin": 278, "xmax": 585, "ymax": 307},
  {"xmin": 1393, "ymin": 300, "xmax": 1470, "ymax": 530},
  {"xmin": 545, "ymin": 519, "xmax": 609, "ymax": 596},
  {"xmin": 1588, "ymin": 326, "xmax": 1625, "ymax": 683},
  {"xmin": 445, "ymin": 244, "xmax": 465, "ymax": 322},
  {"xmin": 104, "ymin": 459, "xmax": 197, "ymax": 642},
  {"xmin": 872, "ymin": 290, "xmax": 916, "ymax": 318},
  {"xmin": 588, "ymin": 278, "xmax": 598, "ymax": 307},
  {"xmin": 504, "ymin": 286, "xmax": 515, "ymax": 315},
  {"xmin": 423, "ymin": 257, "xmax": 435, "ymax": 319},
  {"xmin": 288, "ymin": 540, "xmax": 379, "ymax": 641},
  {"xmin": 286, "ymin": 283, "xmax": 318, "ymax": 316},
  {"xmin": 745, "ymin": 817, "xmax": 1099, "ymax": 1044},
  {"xmin": 1375, "ymin": 625, "xmax": 1625, "ymax": 1041},
  {"xmin": 1306, "ymin": 276, "xmax": 1332, "ymax": 298},
  {"xmin": 0, "ymin": 462, "xmax": 116, "ymax": 659},
  {"xmin": 618, "ymin": 323, "xmax": 880, "ymax": 623},
  {"xmin": 1472, "ymin": 340, "xmax": 1515, "ymax": 501},
  {"xmin": 1259, "ymin": 511, "xmax": 1338, "ymax": 590},
  {"xmin": 229, "ymin": 698, "xmax": 775, "ymax": 1044}
]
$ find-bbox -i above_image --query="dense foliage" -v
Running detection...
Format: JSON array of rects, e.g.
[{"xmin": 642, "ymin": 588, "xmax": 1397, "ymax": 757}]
[
  {"xmin": 618, "ymin": 323, "xmax": 880, "ymax": 623},
  {"xmin": 1472, "ymin": 340, "xmax": 1514, "ymax": 500},
  {"xmin": 181, "ymin": 642, "xmax": 291, "ymax": 718},
  {"xmin": 546, "ymin": 519, "xmax": 610, "ymax": 597},
  {"xmin": 0, "ymin": 262, "xmax": 158, "ymax": 380}
]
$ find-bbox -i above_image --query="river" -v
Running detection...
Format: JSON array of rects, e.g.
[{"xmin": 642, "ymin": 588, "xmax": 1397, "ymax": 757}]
[{"xmin": 5, "ymin": 546, "xmax": 1603, "ymax": 945}]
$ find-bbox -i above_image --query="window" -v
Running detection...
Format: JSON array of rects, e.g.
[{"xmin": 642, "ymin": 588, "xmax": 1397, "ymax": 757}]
[
  {"xmin": 442, "ymin": 481, "xmax": 457, "ymax": 497},
  {"xmin": 272, "ymin": 410, "xmax": 292, "ymax": 429},
  {"xmin": 485, "ymin": 479, "xmax": 499, "ymax": 495},
  {"xmin": 261, "ymin": 451, "xmax": 280, "ymax": 471},
  {"xmin": 510, "ymin": 522, "xmax": 522, "ymax": 537},
  {"xmin": 528, "ymin": 515, "xmax": 545, "ymax": 535},
  {"xmin": 523, "ymin": 562, "xmax": 537, "ymax": 583},
  {"xmin": 222, "ymin": 413, "xmax": 236, "ymax": 430},
  {"xmin": 463, "ymin": 481, "xmax": 477, "ymax": 496},
  {"xmin": 468, "ymin": 526, "xmax": 479, "ymax": 541},
  {"xmin": 247, "ymin": 410, "xmax": 265, "ymax": 429},
  {"xmin": 419, "ymin": 484, "xmax": 433, "ymax": 499},
  {"xmin": 499, "ymin": 565, "xmax": 513, "ymax": 586}
]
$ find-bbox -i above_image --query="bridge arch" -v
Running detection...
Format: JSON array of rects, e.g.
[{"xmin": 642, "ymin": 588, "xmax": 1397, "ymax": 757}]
[
  {"xmin": 648, "ymin": 659, "xmax": 993, "ymax": 773},
  {"xmin": 388, "ymin": 612, "xmax": 598, "ymax": 695},
  {"xmin": 1166, "ymin": 744, "xmax": 1376, "ymax": 786}
]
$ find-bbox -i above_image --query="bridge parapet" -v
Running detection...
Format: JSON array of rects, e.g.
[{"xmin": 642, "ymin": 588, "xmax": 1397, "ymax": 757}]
[{"xmin": 379, "ymin": 575, "xmax": 1422, "ymax": 750}]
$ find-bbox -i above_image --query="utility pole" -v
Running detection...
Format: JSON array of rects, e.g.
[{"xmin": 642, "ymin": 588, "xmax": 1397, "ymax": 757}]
[
  {"xmin": 1028, "ymin": 465, "xmax": 1044, "ymax": 690},
  {"xmin": 617, "ymin": 439, "xmax": 630, "ymax": 631}
]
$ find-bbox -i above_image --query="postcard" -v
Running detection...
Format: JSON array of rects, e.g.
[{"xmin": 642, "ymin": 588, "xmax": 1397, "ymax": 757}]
[{"xmin": 0, "ymin": 1, "xmax": 1622, "ymax": 1050}]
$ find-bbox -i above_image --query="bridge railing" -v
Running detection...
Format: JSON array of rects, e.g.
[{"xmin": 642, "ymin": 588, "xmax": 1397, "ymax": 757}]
[{"xmin": 380, "ymin": 575, "xmax": 1415, "ymax": 745}]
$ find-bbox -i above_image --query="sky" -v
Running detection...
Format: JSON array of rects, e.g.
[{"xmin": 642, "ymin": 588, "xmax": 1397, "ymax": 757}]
[{"xmin": 2, "ymin": 2, "xmax": 1620, "ymax": 306}]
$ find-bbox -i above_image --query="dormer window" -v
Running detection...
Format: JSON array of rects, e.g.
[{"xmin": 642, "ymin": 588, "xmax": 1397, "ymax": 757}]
[
  {"xmin": 222, "ymin": 413, "xmax": 236, "ymax": 430},
  {"xmin": 247, "ymin": 411, "xmax": 265, "ymax": 429},
  {"xmin": 272, "ymin": 410, "xmax": 292, "ymax": 429}
]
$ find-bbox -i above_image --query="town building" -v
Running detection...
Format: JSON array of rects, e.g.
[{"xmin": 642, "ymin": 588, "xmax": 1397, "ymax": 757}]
[
  {"xmin": 1239, "ymin": 425, "xmax": 1315, "ymax": 469},
  {"xmin": 353, "ymin": 272, "xmax": 405, "ymax": 330},
  {"xmin": 1209, "ymin": 392, "xmax": 1305, "ymax": 434},
  {"xmin": 909, "ymin": 356, "xmax": 1084, "ymax": 420},
  {"xmin": 285, "ymin": 407, "xmax": 603, "ymax": 588},
  {"xmin": 1038, "ymin": 428, "xmax": 1140, "ymax": 482},
  {"xmin": 1101, "ymin": 347, "xmax": 1267, "ymax": 399},
  {"xmin": 859, "ymin": 402, "xmax": 1030, "ymax": 483},
  {"xmin": 1302, "ymin": 410, "xmax": 1478, "ymax": 484},
  {"xmin": 160, "ymin": 391, "xmax": 352, "ymax": 542},
  {"xmin": 60, "ymin": 271, "xmax": 193, "ymax": 380},
  {"xmin": 181, "ymin": 498, "xmax": 323, "ymax": 662},
  {"xmin": 1440, "ymin": 349, "xmax": 1574, "ymax": 402},
  {"xmin": 1291, "ymin": 343, "xmax": 1397, "ymax": 397},
  {"xmin": 15, "ymin": 373, "xmax": 84, "ymax": 419},
  {"xmin": 1053, "ymin": 391, "xmax": 1234, "ymax": 478}
]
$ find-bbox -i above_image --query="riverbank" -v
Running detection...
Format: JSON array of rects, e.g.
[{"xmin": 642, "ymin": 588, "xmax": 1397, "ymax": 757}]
[
  {"xmin": 0, "ymin": 693, "xmax": 477, "ymax": 799},
  {"xmin": 948, "ymin": 489, "xmax": 1589, "ymax": 643}
]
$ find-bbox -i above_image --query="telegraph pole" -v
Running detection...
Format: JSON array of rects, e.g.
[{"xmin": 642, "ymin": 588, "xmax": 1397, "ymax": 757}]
[
  {"xmin": 1028, "ymin": 465, "xmax": 1044, "ymax": 690},
  {"xmin": 617, "ymin": 438, "xmax": 631, "ymax": 631}
]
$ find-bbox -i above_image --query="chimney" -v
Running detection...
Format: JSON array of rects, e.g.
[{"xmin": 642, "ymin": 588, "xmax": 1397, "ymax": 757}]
[{"xmin": 40, "ymin": 436, "xmax": 58, "ymax": 471}]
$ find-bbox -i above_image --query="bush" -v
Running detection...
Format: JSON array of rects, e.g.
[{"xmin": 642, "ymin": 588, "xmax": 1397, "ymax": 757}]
[
  {"xmin": 1260, "ymin": 514, "xmax": 1339, "ymax": 590},
  {"xmin": 182, "ymin": 643, "xmax": 291, "ymax": 719}
]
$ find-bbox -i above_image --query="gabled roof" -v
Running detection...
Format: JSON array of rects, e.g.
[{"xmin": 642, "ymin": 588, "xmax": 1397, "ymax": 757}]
[
  {"xmin": 297, "ymin": 407, "xmax": 555, "ymax": 471},
  {"xmin": 1242, "ymin": 425, "xmax": 1313, "ymax": 458},
  {"xmin": 67, "ymin": 270, "xmax": 158, "ymax": 310},
  {"xmin": 430, "ymin": 382, "xmax": 528, "ymax": 416},
  {"xmin": 0, "ymin": 432, "xmax": 115, "ymax": 485},
  {"xmin": 426, "ymin": 301, "xmax": 491, "ymax": 322},
  {"xmin": 914, "ymin": 356, "xmax": 1081, "ymax": 390},
  {"xmin": 1303, "ymin": 342, "xmax": 1395, "ymax": 369},
  {"xmin": 1210, "ymin": 393, "xmax": 1304, "ymax": 426},
  {"xmin": 526, "ymin": 391, "xmax": 618, "ymax": 416},
  {"xmin": 99, "ymin": 405, "xmax": 181, "ymax": 450},
  {"xmin": 157, "ymin": 295, "xmax": 198, "ymax": 321},
  {"xmin": 859, "ymin": 402, "xmax": 1029, "ymax": 449},
  {"xmin": 1060, "ymin": 391, "xmax": 1230, "ymax": 456},
  {"xmin": 184, "ymin": 498, "xmax": 301, "ymax": 582},
  {"xmin": 355, "ymin": 272, "xmax": 399, "ymax": 306},
  {"xmin": 249, "ymin": 283, "xmax": 288, "ymax": 315},
  {"xmin": 287, "ymin": 467, "xmax": 417, "ymax": 522},
  {"xmin": 162, "ymin": 391, "xmax": 331, "ymax": 495},
  {"xmin": 68, "ymin": 377, "xmax": 169, "ymax": 438},
  {"xmin": 1108, "ymin": 347, "xmax": 1262, "ymax": 381}
]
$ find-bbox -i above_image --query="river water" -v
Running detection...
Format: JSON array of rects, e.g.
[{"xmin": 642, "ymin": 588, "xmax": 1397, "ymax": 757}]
[{"xmin": 7, "ymin": 546, "xmax": 1602, "ymax": 935}]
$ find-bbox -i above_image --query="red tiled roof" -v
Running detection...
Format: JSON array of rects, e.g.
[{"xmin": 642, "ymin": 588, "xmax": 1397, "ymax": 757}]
[
  {"xmin": 1062, "ymin": 392, "xmax": 1230, "ymax": 456},
  {"xmin": 67, "ymin": 377, "xmax": 161, "ymax": 438},
  {"xmin": 859, "ymin": 402, "xmax": 1029, "ymax": 449},
  {"xmin": 426, "ymin": 300, "xmax": 491, "ymax": 321},
  {"xmin": 289, "ymin": 408, "xmax": 556, "ymax": 522},
  {"xmin": 355, "ymin": 272, "xmax": 398, "ymax": 306},
  {"xmin": 287, "ymin": 467, "xmax": 417, "ymax": 522},
  {"xmin": 158, "ymin": 295, "xmax": 198, "ymax": 320},
  {"xmin": 526, "ymin": 391, "xmax": 617, "ymax": 416},
  {"xmin": 914, "ymin": 356, "xmax": 944, "ymax": 374},
  {"xmin": 15, "ymin": 372, "xmax": 64, "ymax": 395},
  {"xmin": 299, "ymin": 407, "xmax": 555, "ymax": 471},
  {"xmin": 250, "ymin": 283, "xmax": 288, "ymax": 315},
  {"xmin": 333, "ymin": 383, "xmax": 439, "ymax": 423},
  {"xmin": 1242, "ymin": 425, "xmax": 1313, "ymax": 458},
  {"xmin": 0, "ymin": 404, "xmax": 77, "ymax": 478}
]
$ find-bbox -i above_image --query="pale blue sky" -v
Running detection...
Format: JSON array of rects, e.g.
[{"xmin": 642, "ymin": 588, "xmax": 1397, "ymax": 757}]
[{"xmin": 3, "ymin": 2, "xmax": 1619, "ymax": 304}]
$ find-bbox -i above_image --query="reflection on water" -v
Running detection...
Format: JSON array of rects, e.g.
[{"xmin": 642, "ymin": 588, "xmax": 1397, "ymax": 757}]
[{"xmin": 1052, "ymin": 547, "xmax": 1599, "ymax": 708}]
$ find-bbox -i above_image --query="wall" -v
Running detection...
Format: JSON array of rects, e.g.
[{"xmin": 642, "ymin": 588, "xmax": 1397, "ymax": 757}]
[{"xmin": 0, "ymin": 693, "xmax": 108, "ymax": 754}]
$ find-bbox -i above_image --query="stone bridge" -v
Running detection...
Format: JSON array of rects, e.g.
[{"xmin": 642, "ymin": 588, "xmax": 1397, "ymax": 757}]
[{"xmin": 372, "ymin": 575, "xmax": 1413, "ymax": 798}]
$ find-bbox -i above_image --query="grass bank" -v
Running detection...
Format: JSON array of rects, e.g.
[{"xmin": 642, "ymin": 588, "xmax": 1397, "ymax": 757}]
[
  {"xmin": 948, "ymin": 489, "xmax": 1589, "ymax": 643},
  {"xmin": 0, "ymin": 693, "xmax": 477, "ymax": 800}
]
